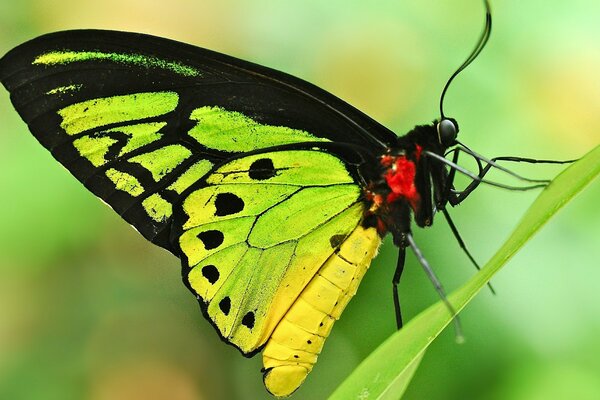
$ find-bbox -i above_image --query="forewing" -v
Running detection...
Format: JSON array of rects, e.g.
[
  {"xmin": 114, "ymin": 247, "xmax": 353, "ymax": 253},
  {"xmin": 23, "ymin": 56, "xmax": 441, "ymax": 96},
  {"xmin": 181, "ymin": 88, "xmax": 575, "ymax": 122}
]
[
  {"xmin": 174, "ymin": 147, "xmax": 368, "ymax": 355},
  {"xmin": 0, "ymin": 29, "xmax": 393, "ymax": 252}
]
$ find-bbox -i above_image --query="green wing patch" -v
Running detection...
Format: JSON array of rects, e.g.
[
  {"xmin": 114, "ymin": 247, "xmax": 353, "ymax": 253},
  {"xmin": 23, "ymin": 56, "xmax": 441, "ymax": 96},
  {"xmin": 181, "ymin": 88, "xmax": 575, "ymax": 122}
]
[
  {"xmin": 188, "ymin": 106, "xmax": 330, "ymax": 152},
  {"xmin": 0, "ymin": 29, "xmax": 393, "ymax": 253},
  {"xmin": 22, "ymin": 83, "xmax": 344, "ymax": 250},
  {"xmin": 105, "ymin": 168, "xmax": 145, "ymax": 197},
  {"xmin": 58, "ymin": 92, "xmax": 179, "ymax": 135},
  {"xmin": 59, "ymin": 90, "xmax": 352, "ymax": 249},
  {"xmin": 36, "ymin": 82, "xmax": 349, "ymax": 252},
  {"xmin": 177, "ymin": 149, "xmax": 365, "ymax": 354},
  {"xmin": 33, "ymin": 50, "xmax": 201, "ymax": 77},
  {"xmin": 52, "ymin": 91, "xmax": 203, "ymax": 235}
]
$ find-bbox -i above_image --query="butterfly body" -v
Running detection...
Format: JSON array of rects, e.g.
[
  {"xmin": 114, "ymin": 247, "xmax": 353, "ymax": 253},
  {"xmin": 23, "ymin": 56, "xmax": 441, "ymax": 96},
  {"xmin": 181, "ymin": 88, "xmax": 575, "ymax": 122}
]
[
  {"xmin": 364, "ymin": 124, "xmax": 452, "ymax": 244},
  {"xmin": 0, "ymin": 30, "xmax": 456, "ymax": 397}
]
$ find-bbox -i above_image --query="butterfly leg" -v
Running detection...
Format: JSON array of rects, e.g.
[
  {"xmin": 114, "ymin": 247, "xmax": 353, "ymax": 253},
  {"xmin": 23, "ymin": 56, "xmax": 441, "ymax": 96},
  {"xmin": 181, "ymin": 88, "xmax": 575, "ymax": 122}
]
[
  {"xmin": 440, "ymin": 207, "xmax": 496, "ymax": 294},
  {"xmin": 392, "ymin": 246, "xmax": 407, "ymax": 329},
  {"xmin": 431, "ymin": 154, "xmax": 495, "ymax": 294},
  {"xmin": 406, "ymin": 232, "xmax": 464, "ymax": 341},
  {"xmin": 448, "ymin": 149, "xmax": 573, "ymax": 206},
  {"xmin": 438, "ymin": 147, "xmax": 463, "ymax": 207}
]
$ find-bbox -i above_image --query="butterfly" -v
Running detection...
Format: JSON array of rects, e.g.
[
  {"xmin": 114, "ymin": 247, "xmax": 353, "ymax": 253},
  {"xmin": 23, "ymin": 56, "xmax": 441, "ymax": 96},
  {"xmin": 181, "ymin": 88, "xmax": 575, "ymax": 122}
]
[{"xmin": 1, "ymin": 3, "xmax": 555, "ymax": 397}]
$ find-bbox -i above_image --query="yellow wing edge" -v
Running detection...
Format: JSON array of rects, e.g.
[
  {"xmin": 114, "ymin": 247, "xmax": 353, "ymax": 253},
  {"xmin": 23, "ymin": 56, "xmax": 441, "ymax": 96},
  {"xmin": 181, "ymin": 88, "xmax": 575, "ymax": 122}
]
[{"xmin": 262, "ymin": 225, "xmax": 381, "ymax": 397}]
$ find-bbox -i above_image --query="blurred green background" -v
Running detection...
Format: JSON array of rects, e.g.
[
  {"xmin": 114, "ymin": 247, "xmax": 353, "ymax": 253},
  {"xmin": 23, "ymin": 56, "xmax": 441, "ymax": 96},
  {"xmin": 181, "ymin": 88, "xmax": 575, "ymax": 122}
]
[{"xmin": 1, "ymin": 0, "xmax": 598, "ymax": 399}]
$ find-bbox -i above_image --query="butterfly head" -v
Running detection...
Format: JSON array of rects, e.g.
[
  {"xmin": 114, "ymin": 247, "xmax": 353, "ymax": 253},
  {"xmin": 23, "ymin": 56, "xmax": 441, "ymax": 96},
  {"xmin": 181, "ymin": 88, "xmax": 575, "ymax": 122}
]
[{"xmin": 436, "ymin": 117, "xmax": 459, "ymax": 148}]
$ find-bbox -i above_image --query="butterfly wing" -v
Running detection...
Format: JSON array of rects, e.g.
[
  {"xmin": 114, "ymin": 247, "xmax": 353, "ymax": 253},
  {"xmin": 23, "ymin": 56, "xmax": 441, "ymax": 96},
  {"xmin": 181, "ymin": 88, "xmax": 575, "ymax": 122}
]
[
  {"xmin": 0, "ymin": 31, "xmax": 392, "ymax": 391},
  {"xmin": 174, "ymin": 144, "xmax": 372, "ymax": 355},
  {"xmin": 0, "ymin": 30, "xmax": 395, "ymax": 253}
]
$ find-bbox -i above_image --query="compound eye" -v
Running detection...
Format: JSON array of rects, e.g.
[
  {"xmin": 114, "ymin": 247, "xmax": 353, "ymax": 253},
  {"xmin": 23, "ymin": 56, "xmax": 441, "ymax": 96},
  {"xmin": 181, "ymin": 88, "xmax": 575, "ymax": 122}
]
[{"xmin": 437, "ymin": 118, "xmax": 459, "ymax": 147}]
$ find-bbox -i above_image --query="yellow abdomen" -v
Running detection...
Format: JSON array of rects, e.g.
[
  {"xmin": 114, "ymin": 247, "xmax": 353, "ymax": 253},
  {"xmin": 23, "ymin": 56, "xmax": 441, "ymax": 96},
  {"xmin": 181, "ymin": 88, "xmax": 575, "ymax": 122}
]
[{"xmin": 262, "ymin": 225, "xmax": 381, "ymax": 397}]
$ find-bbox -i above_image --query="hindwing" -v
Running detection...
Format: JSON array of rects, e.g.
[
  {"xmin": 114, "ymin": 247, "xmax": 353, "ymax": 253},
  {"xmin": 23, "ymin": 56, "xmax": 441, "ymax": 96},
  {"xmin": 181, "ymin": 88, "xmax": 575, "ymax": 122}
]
[{"xmin": 174, "ymin": 148, "xmax": 368, "ymax": 354}]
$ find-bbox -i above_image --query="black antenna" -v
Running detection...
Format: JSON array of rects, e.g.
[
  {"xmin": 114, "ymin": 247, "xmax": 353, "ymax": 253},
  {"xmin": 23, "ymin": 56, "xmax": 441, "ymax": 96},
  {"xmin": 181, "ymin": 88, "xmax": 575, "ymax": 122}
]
[{"xmin": 439, "ymin": 0, "xmax": 492, "ymax": 119}]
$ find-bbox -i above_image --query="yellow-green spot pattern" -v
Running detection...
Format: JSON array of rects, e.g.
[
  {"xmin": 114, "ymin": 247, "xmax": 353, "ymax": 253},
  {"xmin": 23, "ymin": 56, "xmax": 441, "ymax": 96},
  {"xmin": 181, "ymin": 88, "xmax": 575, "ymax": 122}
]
[
  {"xmin": 46, "ymin": 84, "xmax": 82, "ymax": 95},
  {"xmin": 142, "ymin": 193, "xmax": 173, "ymax": 222},
  {"xmin": 188, "ymin": 106, "xmax": 330, "ymax": 152},
  {"xmin": 128, "ymin": 144, "xmax": 191, "ymax": 182},
  {"xmin": 182, "ymin": 183, "xmax": 298, "ymax": 230},
  {"xmin": 179, "ymin": 150, "xmax": 363, "ymax": 354},
  {"xmin": 167, "ymin": 160, "xmax": 214, "ymax": 194},
  {"xmin": 207, "ymin": 150, "xmax": 353, "ymax": 186},
  {"xmin": 71, "ymin": 122, "xmax": 165, "ymax": 168},
  {"xmin": 109, "ymin": 122, "xmax": 166, "ymax": 156},
  {"xmin": 187, "ymin": 243, "xmax": 250, "ymax": 300},
  {"xmin": 180, "ymin": 217, "xmax": 256, "ymax": 267},
  {"xmin": 105, "ymin": 168, "xmax": 144, "ymax": 196},
  {"xmin": 73, "ymin": 135, "xmax": 118, "ymax": 167},
  {"xmin": 248, "ymin": 184, "xmax": 360, "ymax": 248},
  {"xmin": 34, "ymin": 50, "xmax": 200, "ymax": 77},
  {"xmin": 58, "ymin": 92, "xmax": 179, "ymax": 136}
]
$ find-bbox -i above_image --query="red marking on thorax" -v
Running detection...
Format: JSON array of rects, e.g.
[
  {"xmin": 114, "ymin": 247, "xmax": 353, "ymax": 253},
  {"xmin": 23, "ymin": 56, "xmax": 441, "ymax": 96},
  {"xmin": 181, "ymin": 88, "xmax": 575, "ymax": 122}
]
[
  {"xmin": 380, "ymin": 154, "xmax": 395, "ymax": 167},
  {"xmin": 383, "ymin": 155, "xmax": 420, "ymax": 208}
]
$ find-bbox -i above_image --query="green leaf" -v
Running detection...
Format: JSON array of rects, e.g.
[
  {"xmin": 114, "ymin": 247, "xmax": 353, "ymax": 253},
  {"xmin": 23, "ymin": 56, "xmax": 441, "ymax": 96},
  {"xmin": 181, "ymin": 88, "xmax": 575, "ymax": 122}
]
[{"xmin": 329, "ymin": 144, "xmax": 600, "ymax": 400}]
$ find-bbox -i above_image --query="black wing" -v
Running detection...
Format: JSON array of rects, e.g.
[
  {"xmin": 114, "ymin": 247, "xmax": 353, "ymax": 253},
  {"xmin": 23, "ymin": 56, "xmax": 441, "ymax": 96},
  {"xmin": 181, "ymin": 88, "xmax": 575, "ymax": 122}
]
[{"xmin": 0, "ymin": 30, "xmax": 396, "ymax": 253}]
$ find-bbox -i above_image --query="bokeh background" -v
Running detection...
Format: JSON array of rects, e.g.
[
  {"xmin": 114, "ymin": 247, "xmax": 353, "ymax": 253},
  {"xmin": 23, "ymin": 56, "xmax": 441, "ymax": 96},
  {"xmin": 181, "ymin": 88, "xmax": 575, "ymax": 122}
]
[{"xmin": 1, "ymin": 0, "xmax": 599, "ymax": 399}]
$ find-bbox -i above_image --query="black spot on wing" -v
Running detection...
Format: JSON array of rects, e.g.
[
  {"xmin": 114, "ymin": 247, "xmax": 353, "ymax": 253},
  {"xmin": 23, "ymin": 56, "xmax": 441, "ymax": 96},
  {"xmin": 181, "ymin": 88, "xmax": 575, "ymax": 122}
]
[
  {"xmin": 214, "ymin": 192, "xmax": 244, "ymax": 216},
  {"xmin": 241, "ymin": 311, "xmax": 255, "ymax": 329},
  {"xmin": 248, "ymin": 158, "xmax": 276, "ymax": 180},
  {"xmin": 329, "ymin": 234, "xmax": 346, "ymax": 249},
  {"xmin": 219, "ymin": 296, "xmax": 231, "ymax": 315},
  {"xmin": 202, "ymin": 265, "xmax": 219, "ymax": 284},
  {"xmin": 197, "ymin": 230, "xmax": 224, "ymax": 250}
]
